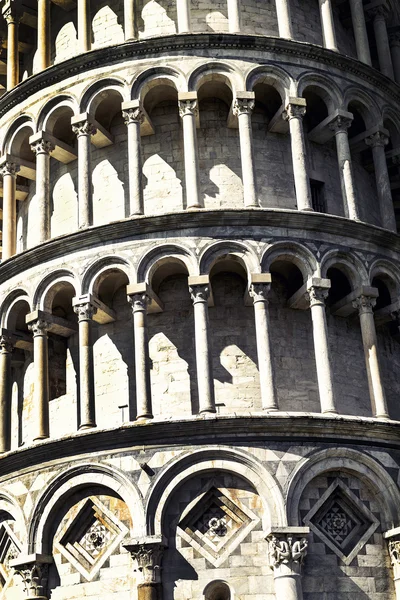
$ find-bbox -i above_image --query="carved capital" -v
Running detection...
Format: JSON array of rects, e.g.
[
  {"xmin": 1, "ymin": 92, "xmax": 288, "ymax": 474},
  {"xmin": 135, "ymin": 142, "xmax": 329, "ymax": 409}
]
[
  {"xmin": 0, "ymin": 334, "xmax": 13, "ymax": 354},
  {"xmin": 72, "ymin": 121, "xmax": 97, "ymax": 137},
  {"xmin": 367, "ymin": 3, "xmax": 390, "ymax": 21},
  {"xmin": 283, "ymin": 103, "xmax": 306, "ymax": 121},
  {"xmin": 125, "ymin": 541, "xmax": 166, "ymax": 584},
  {"xmin": 73, "ymin": 302, "xmax": 97, "ymax": 321},
  {"xmin": 389, "ymin": 30, "xmax": 400, "ymax": 47},
  {"xmin": 14, "ymin": 562, "xmax": 49, "ymax": 599},
  {"xmin": 178, "ymin": 99, "xmax": 198, "ymax": 119},
  {"xmin": 28, "ymin": 319, "xmax": 50, "ymax": 337},
  {"xmin": 3, "ymin": 4, "xmax": 21, "ymax": 25},
  {"xmin": 306, "ymin": 286, "xmax": 329, "ymax": 308},
  {"xmin": 365, "ymin": 131, "xmax": 389, "ymax": 149},
  {"xmin": 249, "ymin": 282, "xmax": 271, "ymax": 304},
  {"xmin": 233, "ymin": 97, "xmax": 255, "ymax": 117},
  {"xmin": 329, "ymin": 115, "xmax": 353, "ymax": 134},
  {"xmin": 30, "ymin": 139, "xmax": 55, "ymax": 156},
  {"xmin": 0, "ymin": 160, "xmax": 20, "ymax": 178},
  {"xmin": 123, "ymin": 107, "xmax": 144, "ymax": 125},
  {"xmin": 127, "ymin": 293, "xmax": 150, "ymax": 313},
  {"xmin": 267, "ymin": 532, "xmax": 308, "ymax": 576},
  {"xmin": 189, "ymin": 284, "xmax": 210, "ymax": 305},
  {"xmin": 352, "ymin": 294, "xmax": 376, "ymax": 315}
]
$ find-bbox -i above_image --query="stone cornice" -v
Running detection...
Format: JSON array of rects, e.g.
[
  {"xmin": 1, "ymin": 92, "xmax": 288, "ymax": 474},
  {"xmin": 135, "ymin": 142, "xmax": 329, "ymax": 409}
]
[
  {"xmin": 0, "ymin": 414, "xmax": 400, "ymax": 479},
  {"xmin": 0, "ymin": 34, "xmax": 400, "ymax": 120},
  {"xmin": 0, "ymin": 209, "xmax": 399, "ymax": 284}
]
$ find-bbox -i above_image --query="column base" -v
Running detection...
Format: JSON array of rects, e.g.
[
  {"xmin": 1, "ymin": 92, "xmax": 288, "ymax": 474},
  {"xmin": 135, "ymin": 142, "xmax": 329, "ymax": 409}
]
[
  {"xmin": 33, "ymin": 435, "xmax": 49, "ymax": 442},
  {"xmin": 376, "ymin": 414, "xmax": 390, "ymax": 420},
  {"xmin": 78, "ymin": 423, "xmax": 96, "ymax": 430},
  {"xmin": 199, "ymin": 409, "xmax": 217, "ymax": 415},
  {"xmin": 187, "ymin": 204, "xmax": 203, "ymax": 210},
  {"xmin": 130, "ymin": 211, "xmax": 144, "ymax": 217},
  {"xmin": 136, "ymin": 414, "xmax": 153, "ymax": 421},
  {"xmin": 322, "ymin": 409, "xmax": 338, "ymax": 415},
  {"xmin": 263, "ymin": 407, "xmax": 279, "ymax": 412}
]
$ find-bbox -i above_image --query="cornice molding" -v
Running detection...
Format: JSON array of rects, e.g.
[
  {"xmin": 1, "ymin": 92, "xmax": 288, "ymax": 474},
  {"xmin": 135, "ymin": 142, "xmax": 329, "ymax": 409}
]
[
  {"xmin": 0, "ymin": 34, "xmax": 399, "ymax": 119},
  {"xmin": 0, "ymin": 414, "xmax": 399, "ymax": 480},
  {"xmin": 0, "ymin": 209, "xmax": 399, "ymax": 285}
]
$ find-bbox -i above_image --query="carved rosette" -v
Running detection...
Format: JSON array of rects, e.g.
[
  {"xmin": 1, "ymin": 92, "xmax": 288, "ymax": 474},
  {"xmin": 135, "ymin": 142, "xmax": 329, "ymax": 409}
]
[
  {"xmin": 306, "ymin": 286, "xmax": 329, "ymax": 308},
  {"xmin": 128, "ymin": 293, "xmax": 150, "ymax": 314},
  {"xmin": 352, "ymin": 295, "xmax": 376, "ymax": 315},
  {"xmin": 267, "ymin": 533, "xmax": 308, "ymax": 576},
  {"xmin": 329, "ymin": 115, "xmax": 353, "ymax": 135},
  {"xmin": 189, "ymin": 284, "xmax": 210, "ymax": 305},
  {"xmin": 28, "ymin": 319, "xmax": 50, "ymax": 337},
  {"xmin": 0, "ymin": 334, "xmax": 13, "ymax": 354},
  {"xmin": 249, "ymin": 283, "xmax": 271, "ymax": 304},
  {"xmin": 178, "ymin": 99, "xmax": 198, "ymax": 119},
  {"xmin": 14, "ymin": 562, "xmax": 49, "ymax": 599},
  {"xmin": 123, "ymin": 107, "xmax": 145, "ymax": 126},
  {"xmin": 128, "ymin": 542, "xmax": 165, "ymax": 584},
  {"xmin": 283, "ymin": 103, "xmax": 306, "ymax": 121},
  {"xmin": 233, "ymin": 98, "xmax": 255, "ymax": 117},
  {"xmin": 30, "ymin": 139, "xmax": 55, "ymax": 156},
  {"xmin": 365, "ymin": 132, "xmax": 389, "ymax": 149},
  {"xmin": 72, "ymin": 121, "xmax": 97, "ymax": 138},
  {"xmin": 0, "ymin": 161, "xmax": 20, "ymax": 178},
  {"xmin": 73, "ymin": 303, "xmax": 97, "ymax": 322}
]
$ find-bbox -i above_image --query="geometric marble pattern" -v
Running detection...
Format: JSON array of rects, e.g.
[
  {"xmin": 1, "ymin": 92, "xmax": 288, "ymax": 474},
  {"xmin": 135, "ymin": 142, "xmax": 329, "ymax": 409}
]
[
  {"xmin": 304, "ymin": 479, "xmax": 379, "ymax": 565},
  {"xmin": 177, "ymin": 482, "xmax": 260, "ymax": 567},
  {"xmin": 0, "ymin": 523, "xmax": 21, "ymax": 594}
]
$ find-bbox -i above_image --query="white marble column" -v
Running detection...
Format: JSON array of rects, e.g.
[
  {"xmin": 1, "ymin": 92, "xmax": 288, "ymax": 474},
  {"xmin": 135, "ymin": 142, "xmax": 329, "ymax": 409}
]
[
  {"xmin": 177, "ymin": 0, "xmax": 191, "ymax": 33},
  {"xmin": 0, "ymin": 159, "xmax": 20, "ymax": 260},
  {"xmin": 73, "ymin": 302, "xmax": 97, "ymax": 430},
  {"xmin": 249, "ymin": 277, "xmax": 278, "ymax": 411},
  {"xmin": 233, "ymin": 93, "xmax": 258, "ymax": 208},
  {"xmin": 0, "ymin": 332, "xmax": 13, "ymax": 453},
  {"xmin": 189, "ymin": 278, "xmax": 215, "ymax": 414},
  {"xmin": 389, "ymin": 30, "xmax": 400, "ymax": 84},
  {"xmin": 127, "ymin": 292, "xmax": 153, "ymax": 420},
  {"xmin": 329, "ymin": 113, "xmax": 359, "ymax": 221},
  {"xmin": 388, "ymin": 539, "xmax": 400, "ymax": 599},
  {"xmin": 30, "ymin": 135, "xmax": 55, "ymax": 244},
  {"xmin": 72, "ymin": 117, "xmax": 97, "ymax": 229},
  {"xmin": 318, "ymin": 0, "xmax": 338, "ymax": 51},
  {"xmin": 368, "ymin": 4, "xmax": 395, "ymax": 79},
  {"xmin": 352, "ymin": 294, "xmax": 389, "ymax": 419},
  {"xmin": 37, "ymin": 0, "xmax": 51, "ymax": 70},
  {"xmin": 349, "ymin": 0, "xmax": 372, "ymax": 65},
  {"xmin": 267, "ymin": 528, "xmax": 309, "ymax": 600},
  {"xmin": 227, "ymin": 0, "xmax": 241, "ymax": 33},
  {"xmin": 275, "ymin": 0, "xmax": 293, "ymax": 39},
  {"xmin": 366, "ymin": 131, "xmax": 396, "ymax": 232},
  {"xmin": 124, "ymin": 537, "xmax": 166, "ymax": 600},
  {"xmin": 306, "ymin": 281, "xmax": 337, "ymax": 415},
  {"xmin": 284, "ymin": 98, "xmax": 313, "ymax": 212},
  {"xmin": 78, "ymin": 0, "xmax": 91, "ymax": 52},
  {"xmin": 179, "ymin": 93, "xmax": 202, "ymax": 209},
  {"xmin": 3, "ymin": 4, "xmax": 20, "ymax": 90},
  {"xmin": 27, "ymin": 318, "xmax": 50, "ymax": 441},
  {"xmin": 122, "ymin": 100, "xmax": 144, "ymax": 216},
  {"xmin": 11, "ymin": 555, "xmax": 53, "ymax": 600}
]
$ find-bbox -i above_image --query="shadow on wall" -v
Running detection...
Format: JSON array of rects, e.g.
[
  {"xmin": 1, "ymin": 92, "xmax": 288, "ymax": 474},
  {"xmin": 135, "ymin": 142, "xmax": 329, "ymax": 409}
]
[{"xmin": 138, "ymin": 0, "xmax": 177, "ymax": 38}]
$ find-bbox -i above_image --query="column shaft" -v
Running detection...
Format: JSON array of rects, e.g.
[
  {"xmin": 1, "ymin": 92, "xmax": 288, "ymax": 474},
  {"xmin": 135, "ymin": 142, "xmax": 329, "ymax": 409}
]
[
  {"xmin": 177, "ymin": 0, "xmax": 191, "ymax": 33},
  {"xmin": 227, "ymin": 0, "xmax": 241, "ymax": 33},
  {"xmin": 78, "ymin": 0, "xmax": 91, "ymax": 52},
  {"xmin": 285, "ymin": 100, "xmax": 313, "ymax": 211},
  {"xmin": 390, "ymin": 34, "xmax": 400, "ymax": 83},
  {"xmin": 234, "ymin": 96, "xmax": 258, "ymax": 208},
  {"xmin": 179, "ymin": 97, "xmax": 202, "ymax": 209},
  {"xmin": 366, "ymin": 133, "xmax": 396, "ymax": 232},
  {"xmin": 74, "ymin": 304, "xmax": 96, "ymax": 429},
  {"xmin": 72, "ymin": 120, "xmax": 96, "ymax": 229},
  {"xmin": 275, "ymin": 0, "xmax": 293, "ymax": 39},
  {"xmin": 318, "ymin": 0, "xmax": 338, "ymax": 51},
  {"xmin": 124, "ymin": 0, "xmax": 136, "ymax": 39},
  {"xmin": 189, "ymin": 285, "xmax": 215, "ymax": 414},
  {"xmin": 1, "ymin": 161, "xmax": 20, "ymax": 260},
  {"xmin": 5, "ymin": 11, "xmax": 19, "ymax": 90},
  {"xmin": 129, "ymin": 295, "xmax": 152, "ymax": 420},
  {"xmin": 123, "ymin": 105, "xmax": 144, "ymax": 215},
  {"xmin": 349, "ymin": 0, "xmax": 371, "ymax": 65},
  {"xmin": 28, "ymin": 320, "xmax": 50, "ymax": 441},
  {"xmin": 0, "ymin": 336, "xmax": 13, "ymax": 453},
  {"xmin": 273, "ymin": 575, "xmax": 303, "ymax": 600},
  {"xmin": 353, "ymin": 296, "xmax": 389, "ymax": 419},
  {"xmin": 308, "ymin": 287, "xmax": 336, "ymax": 414},
  {"xmin": 372, "ymin": 10, "xmax": 394, "ymax": 79},
  {"xmin": 31, "ymin": 139, "xmax": 54, "ymax": 244},
  {"xmin": 330, "ymin": 116, "xmax": 359, "ymax": 220},
  {"xmin": 37, "ymin": 0, "xmax": 50, "ymax": 70}
]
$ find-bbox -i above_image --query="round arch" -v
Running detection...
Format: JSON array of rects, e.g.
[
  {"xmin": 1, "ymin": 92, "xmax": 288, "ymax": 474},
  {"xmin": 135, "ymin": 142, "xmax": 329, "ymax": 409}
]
[
  {"xmin": 4, "ymin": 117, "xmax": 35, "ymax": 157},
  {"xmin": 137, "ymin": 244, "xmax": 198, "ymax": 284},
  {"xmin": 81, "ymin": 256, "xmax": 134, "ymax": 295},
  {"xmin": 286, "ymin": 447, "xmax": 400, "ymax": 530},
  {"xmin": 245, "ymin": 64, "xmax": 292, "ymax": 99},
  {"xmin": 199, "ymin": 241, "xmax": 260, "ymax": 279},
  {"xmin": 344, "ymin": 87, "xmax": 381, "ymax": 130},
  {"xmin": 261, "ymin": 241, "xmax": 318, "ymax": 279},
  {"xmin": 297, "ymin": 72, "xmax": 343, "ymax": 112},
  {"xmin": 320, "ymin": 249, "xmax": 368, "ymax": 287},
  {"xmin": 33, "ymin": 270, "xmax": 79, "ymax": 311},
  {"xmin": 188, "ymin": 62, "xmax": 243, "ymax": 94},
  {"xmin": 146, "ymin": 447, "xmax": 286, "ymax": 536},
  {"xmin": 80, "ymin": 77, "xmax": 129, "ymax": 113},
  {"xmin": 29, "ymin": 462, "xmax": 144, "ymax": 554},
  {"xmin": 37, "ymin": 95, "xmax": 79, "ymax": 132},
  {"xmin": 131, "ymin": 66, "xmax": 185, "ymax": 101},
  {"xmin": 0, "ymin": 289, "xmax": 32, "ymax": 330}
]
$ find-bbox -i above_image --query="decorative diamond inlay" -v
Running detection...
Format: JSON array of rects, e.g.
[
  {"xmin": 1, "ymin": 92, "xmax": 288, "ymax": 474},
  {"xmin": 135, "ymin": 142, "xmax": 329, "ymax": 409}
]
[
  {"xmin": 304, "ymin": 479, "xmax": 379, "ymax": 565},
  {"xmin": 0, "ymin": 522, "xmax": 21, "ymax": 592},
  {"xmin": 177, "ymin": 482, "xmax": 260, "ymax": 567},
  {"xmin": 54, "ymin": 497, "xmax": 129, "ymax": 581}
]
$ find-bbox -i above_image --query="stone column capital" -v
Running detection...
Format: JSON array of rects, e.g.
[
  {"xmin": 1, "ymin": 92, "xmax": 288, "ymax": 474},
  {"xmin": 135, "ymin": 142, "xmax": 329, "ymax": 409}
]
[
  {"xmin": 365, "ymin": 130, "xmax": 390, "ymax": 148},
  {"xmin": 367, "ymin": 2, "xmax": 390, "ymax": 21},
  {"xmin": 266, "ymin": 528, "xmax": 309, "ymax": 576},
  {"xmin": 10, "ymin": 554, "xmax": 53, "ymax": 599},
  {"xmin": 189, "ymin": 283, "xmax": 210, "ymax": 305},
  {"xmin": 233, "ymin": 96, "xmax": 255, "ymax": 116},
  {"xmin": 127, "ymin": 293, "xmax": 150, "ymax": 313},
  {"xmin": 249, "ymin": 282, "xmax": 271, "ymax": 303},
  {"xmin": 352, "ymin": 294, "xmax": 377, "ymax": 314},
  {"xmin": 30, "ymin": 138, "xmax": 55, "ymax": 156},
  {"xmin": 306, "ymin": 285, "xmax": 329, "ymax": 307},
  {"xmin": 178, "ymin": 92, "xmax": 198, "ymax": 118},
  {"xmin": 27, "ymin": 318, "xmax": 50, "ymax": 337},
  {"xmin": 3, "ymin": 3, "xmax": 21, "ymax": 24},
  {"xmin": 122, "ymin": 106, "xmax": 145, "ymax": 126},
  {"xmin": 71, "ymin": 119, "xmax": 97, "ymax": 137},
  {"xmin": 124, "ymin": 537, "xmax": 167, "ymax": 584},
  {"xmin": 329, "ymin": 114, "xmax": 353, "ymax": 134},
  {"xmin": 283, "ymin": 98, "xmax": 307, "ymax": 121},
  {"xmin": 0, "ymin": 159, "xmax": 20, "ymax": 177},
  {"xmin": 0, "ymin": 333, "xmax": 14, "ymax": 354},
  {"xmin": 73, "ymin": 302, "xmax": 97, "ymax": 322},
  {"xmin": 389, "ymin": 29, "xmax": 400, "ymax": 46}
]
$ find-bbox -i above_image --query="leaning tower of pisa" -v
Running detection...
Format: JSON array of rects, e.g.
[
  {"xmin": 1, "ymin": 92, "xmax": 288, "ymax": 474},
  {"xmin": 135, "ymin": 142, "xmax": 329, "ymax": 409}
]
[{"xmin": 1, "ymin": 0, "xmax": 400, "ymax": 598}]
